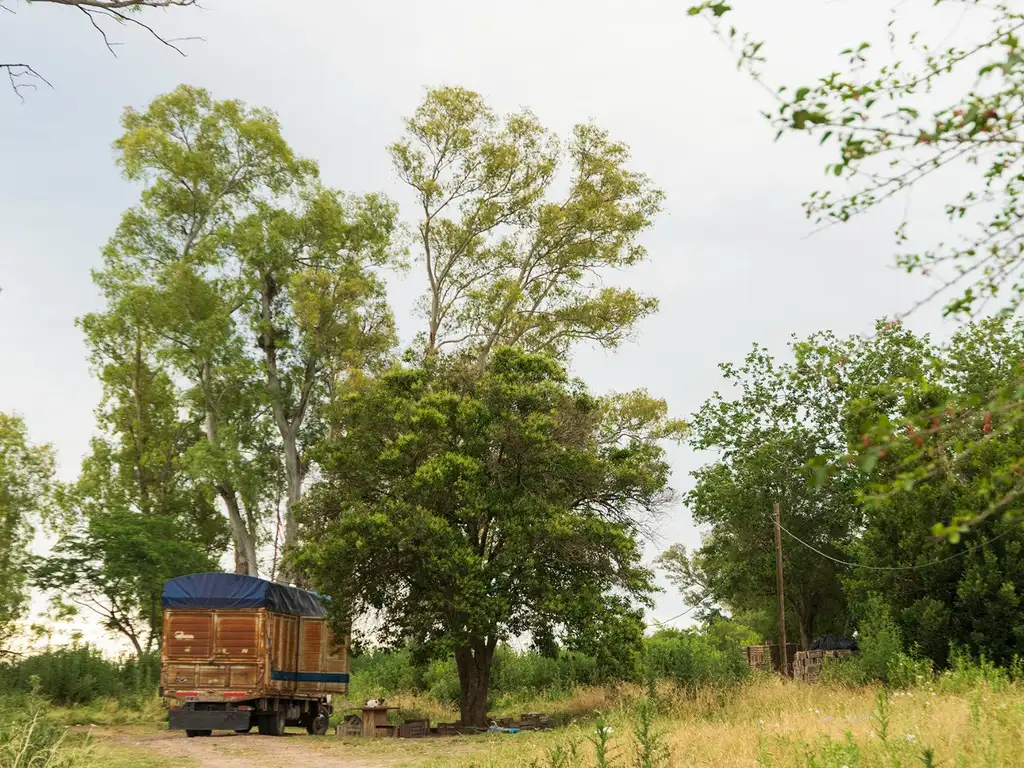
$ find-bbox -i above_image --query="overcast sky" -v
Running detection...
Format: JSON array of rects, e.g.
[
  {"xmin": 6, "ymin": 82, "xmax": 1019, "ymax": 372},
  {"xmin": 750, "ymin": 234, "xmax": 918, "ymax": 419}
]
[{"xmin": 0, "ymin": 0, "xmax": 973, "ymax": 651}]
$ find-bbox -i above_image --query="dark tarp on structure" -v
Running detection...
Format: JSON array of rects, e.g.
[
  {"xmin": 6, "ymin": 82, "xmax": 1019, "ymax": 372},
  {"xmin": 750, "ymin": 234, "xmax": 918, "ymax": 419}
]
[
  {"xmin": 809, "ymin": 635, "xmax": 858, "ymax": 652},
  {"xmin": 162, "ymin": 573, "xmax": 326, "ymax": 617}
]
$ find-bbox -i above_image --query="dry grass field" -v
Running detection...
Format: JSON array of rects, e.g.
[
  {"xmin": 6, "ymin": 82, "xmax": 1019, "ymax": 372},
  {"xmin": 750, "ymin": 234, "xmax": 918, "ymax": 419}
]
[{"xmin": 60, "ymin": 675, "xmax": 1024, "ymax": 768}]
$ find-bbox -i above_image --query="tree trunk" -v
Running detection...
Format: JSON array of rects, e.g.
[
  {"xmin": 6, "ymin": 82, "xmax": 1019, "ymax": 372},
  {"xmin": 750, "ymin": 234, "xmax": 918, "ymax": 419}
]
[
  {"xmin": 278, "ymin": 434, "xmax": 304, "ymax": 584},
  {"xmin": 454, "ymin": 638, "xmax": 495, "ymax": 728},
  {"xmin": 118, "ymin": 625, "xmax": 144, "ymax": 657},
  {"xmin": 795, "ymin": 600, "xmax": 814, "ymax": 651},
  {"xmin": 221, "ymin": 486, "xmax": 258, "ymax": 577},
  {"xmin": 200, "ymin": 361, "xmax": 258, "ymax": 577}
]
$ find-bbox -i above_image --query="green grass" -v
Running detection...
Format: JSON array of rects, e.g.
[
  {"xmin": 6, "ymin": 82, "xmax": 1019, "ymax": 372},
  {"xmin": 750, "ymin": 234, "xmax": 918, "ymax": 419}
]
[{"xmin": 48, "ymin": 676, "xmax": 1024, "ymax": 768}]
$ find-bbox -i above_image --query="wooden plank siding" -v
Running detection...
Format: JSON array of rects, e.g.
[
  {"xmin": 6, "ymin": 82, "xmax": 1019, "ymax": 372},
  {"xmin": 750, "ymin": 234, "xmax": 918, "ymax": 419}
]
[{"xmin": 161, "ymin": 607, "xmax": 349, "ymax": 701}]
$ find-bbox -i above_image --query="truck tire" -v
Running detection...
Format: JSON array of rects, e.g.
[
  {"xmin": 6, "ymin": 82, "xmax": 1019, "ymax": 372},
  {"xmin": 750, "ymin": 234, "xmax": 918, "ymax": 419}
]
[
  {"xmin": 305, "ymin": 711, "xmax": 330, "ymax": 736},
  {"xmin": 258, "ymin": 708, "xmax": 286, "ymax": 736},
  {"xmin": 186, "ymin": 729, "xmax": 212, "ymax": 738}
]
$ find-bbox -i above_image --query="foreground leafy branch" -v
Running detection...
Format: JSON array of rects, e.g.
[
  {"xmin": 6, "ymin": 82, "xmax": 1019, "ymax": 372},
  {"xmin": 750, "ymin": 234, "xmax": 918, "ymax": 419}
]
[{"xmin": 687, "ymin": 0, "xmax": 1024, "ymax": 535}]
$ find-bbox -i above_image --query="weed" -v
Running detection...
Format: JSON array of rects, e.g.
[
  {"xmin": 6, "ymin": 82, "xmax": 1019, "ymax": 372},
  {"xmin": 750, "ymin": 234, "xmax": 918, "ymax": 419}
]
[{"xmin": 632, "ymin": 698, "xmax": 670, "ymax": 768}]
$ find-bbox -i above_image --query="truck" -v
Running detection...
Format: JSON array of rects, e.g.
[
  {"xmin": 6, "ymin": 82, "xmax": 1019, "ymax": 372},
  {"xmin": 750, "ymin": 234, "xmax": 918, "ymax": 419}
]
[{"xmin": 160, "ymin": 572, "xmax": 349, "ymax": 737}]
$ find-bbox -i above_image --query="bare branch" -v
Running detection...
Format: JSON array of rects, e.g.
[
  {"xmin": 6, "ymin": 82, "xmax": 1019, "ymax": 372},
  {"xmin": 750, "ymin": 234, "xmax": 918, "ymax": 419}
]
[
  {"xmin": 1, "ymin": 63, "xmax": 54, "ymax": 102},
  {"xmin": 5, "ymin": 0, "xmax": 199, "ymax": 97},
  {"xmin": 79, "ymin": 6, "xmax": 121, "ymax": 56}
]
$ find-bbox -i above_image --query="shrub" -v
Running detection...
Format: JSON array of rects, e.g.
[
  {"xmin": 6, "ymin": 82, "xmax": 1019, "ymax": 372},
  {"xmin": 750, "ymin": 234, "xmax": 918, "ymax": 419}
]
[
  {"xmin": 0, "ymin": 646, "xmax": 158, "ymax": 706},
  {"xmin": 643, "ymin": 629, "xmax": 749, "ymax": 687},
  {"xmin": 0, "ymin": 681, "xmax": 91, "ymax": 767},
  {"xmin": 821, "ymin": 597, "xmax": 931, "ymax": 688},
  {"xmin": 937, "ymin": 647, "xmax": 1015, "ymax": 693}
]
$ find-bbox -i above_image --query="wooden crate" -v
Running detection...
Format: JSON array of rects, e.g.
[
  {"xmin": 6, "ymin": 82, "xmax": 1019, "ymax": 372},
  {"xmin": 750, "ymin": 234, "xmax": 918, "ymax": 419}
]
[
  {"xmin": 399, "ymin": 719, "xmax": 429, "ymax": 738},
  {"xmin": 337, "ymin": 714, "xmax": 362, "ymax": 737},
  {"xmin": 792, "ymin": 650, "xmax": 854, "ymax": 682}
]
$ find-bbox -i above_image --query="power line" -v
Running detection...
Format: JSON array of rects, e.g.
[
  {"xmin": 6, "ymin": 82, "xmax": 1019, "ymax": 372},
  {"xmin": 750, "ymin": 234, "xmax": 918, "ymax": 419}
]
[
  {"xmin": 650, "ymin": 595, "xmax": 714, "ymax": 627},
  {"xmin": 774, "ymin": 517, "xmax": 1017, "ymax": 571}
]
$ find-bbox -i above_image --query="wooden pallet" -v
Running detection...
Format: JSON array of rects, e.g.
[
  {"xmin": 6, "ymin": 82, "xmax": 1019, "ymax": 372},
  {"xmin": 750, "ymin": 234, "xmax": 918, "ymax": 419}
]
[{"xmin": 792, "ymin": 650, "xmax": 854, "ymax": 682}]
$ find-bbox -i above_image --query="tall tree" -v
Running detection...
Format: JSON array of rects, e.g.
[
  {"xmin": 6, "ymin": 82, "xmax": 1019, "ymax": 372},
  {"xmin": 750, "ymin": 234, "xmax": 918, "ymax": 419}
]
[
  {"xmin": 230, "ymin": 190, "xmax": 399, "ymax": 579},
  {"xmin": 665, "ymin": 340, "xmax": 859, "ymax": 648},
  {"xmin": 97, "ymin": 85, "xmax": 400, "ymax": 577},
  {"xmin": 839, "ymin": 318, "xmax": 1024, "ymax": 667},
  {"xmin": 297, "ymin": 348, "xmax": 682, "ymax": 727},
  {"xmin": 666, "ymin": 318, "xmax": 1024, "ymax": 665},
  {"xmin": 0, "ymin": 413, "xmax": 54, "ymax": 652},
  {"xmin": 391, "ymin": 86, "xmax": 664, "ymax": 367},
  {"xmin": 34, "ymin": 304, "xmax": 227, "ymax": 653},
  {"xmin": 95, "ymin": 84, "xmax": 308, "ymax": 575}
]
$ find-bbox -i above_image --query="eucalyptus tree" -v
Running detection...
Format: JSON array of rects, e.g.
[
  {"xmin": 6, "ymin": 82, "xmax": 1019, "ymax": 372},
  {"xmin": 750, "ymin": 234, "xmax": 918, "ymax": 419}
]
[{"xmin": 95, "ymin": 85, "xmax": 399, "ymax": 575}]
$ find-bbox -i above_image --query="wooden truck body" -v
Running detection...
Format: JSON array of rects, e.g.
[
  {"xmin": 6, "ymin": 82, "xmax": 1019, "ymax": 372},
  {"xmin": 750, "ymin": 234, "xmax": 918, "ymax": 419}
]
[{"xmin": 160, "ymin": 573, "xmax": 348, "ymax": 737}]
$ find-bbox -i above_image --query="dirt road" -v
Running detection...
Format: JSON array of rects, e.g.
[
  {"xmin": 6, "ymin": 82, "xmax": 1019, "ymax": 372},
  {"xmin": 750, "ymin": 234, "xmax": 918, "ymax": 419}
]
[{"xmin": 99, "ymin": 727, "xmax": 457, "ymax": 768}]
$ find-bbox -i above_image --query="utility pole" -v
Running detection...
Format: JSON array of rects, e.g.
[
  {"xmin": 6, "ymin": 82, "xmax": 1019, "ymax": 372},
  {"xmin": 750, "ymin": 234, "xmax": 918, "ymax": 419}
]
[{"xmin": 773, "ymin": 502, "xmax": 788, "ymax": 677}]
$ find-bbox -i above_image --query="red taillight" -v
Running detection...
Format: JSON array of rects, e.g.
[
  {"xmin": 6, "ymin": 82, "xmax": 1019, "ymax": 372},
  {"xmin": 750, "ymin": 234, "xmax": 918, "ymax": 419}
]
[
  {"xmin": 175, "ymin": 691, "xmax": 199, "ymax": 698},
  {"xmin": 223, "ymin": 692, "xmax": 248, "ymax": 698},
  {"xmin": 237, "ymin": 705, "xmax": 251, "ymax": 711}
]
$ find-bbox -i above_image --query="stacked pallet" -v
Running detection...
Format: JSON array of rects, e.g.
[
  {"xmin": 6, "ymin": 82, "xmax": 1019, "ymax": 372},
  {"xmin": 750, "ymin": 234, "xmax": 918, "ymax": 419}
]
[
  {"xmin": 792, "ymin": 649, "xmax": 854, "ymax": 682},
  {"xmin": 744, "ymin": 644, "xmax": 799, "ymax": 675}
]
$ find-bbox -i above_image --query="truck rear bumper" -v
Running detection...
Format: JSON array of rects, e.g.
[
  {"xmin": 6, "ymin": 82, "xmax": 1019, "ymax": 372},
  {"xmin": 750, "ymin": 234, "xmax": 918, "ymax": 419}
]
[{"xmin": 168, "ymin": 709, "xmax": 251, "ymax": 731}]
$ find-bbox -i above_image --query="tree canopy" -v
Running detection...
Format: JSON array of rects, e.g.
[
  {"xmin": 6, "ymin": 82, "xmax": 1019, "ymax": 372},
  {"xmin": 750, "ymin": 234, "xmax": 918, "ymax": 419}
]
[
  {"xmin": 686, "ymin": 0, "xmax": 1024, "ymax": 539},
  {"xmin": 393, "ymin": 86, "xmax": 663, "ymax": 366},
  {"xmin": 0, "ymin": 413, "xmax": 54, "ymax": 652},
  {"xmin": 35, "ymin": 303, "xmax": 227, "ymax": 654},
  {"xmin": 92, "ymin": 84, "xmax": 400, "ymax": 577},
  {"xmin": 296, "ymin": 347, "xmax": 682, "ymax": 726},
  {"xmin": 663, "ymin": 317, "xmax": 1024, "ymax": 664}
]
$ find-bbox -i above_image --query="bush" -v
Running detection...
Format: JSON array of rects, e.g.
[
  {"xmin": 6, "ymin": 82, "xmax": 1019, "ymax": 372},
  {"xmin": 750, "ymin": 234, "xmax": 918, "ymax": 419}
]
[
  {"xmin": 937, "ymin": 647, "xmax": 1016, "ymax": 693},
  {"xmin": 643, "ymin": 628, "xmax": 749, "ymax": 687},
  {"xmin": 423, "ymin": 659, "xmax": 460, "ymax": 703},
  {"xmin": 821, "ymin": 597, "xmax": 931, "ymax": 688},
  {"xmin": 350, "ymin": 646, "xmax": 606, "ymax": 706},
  {"xmin": 348, "ymin": 629, "xmax": 753, "ymax": 710},
  {"xmin": 0, "ymin": 646, "xmax": 158, "ymax": 707}
]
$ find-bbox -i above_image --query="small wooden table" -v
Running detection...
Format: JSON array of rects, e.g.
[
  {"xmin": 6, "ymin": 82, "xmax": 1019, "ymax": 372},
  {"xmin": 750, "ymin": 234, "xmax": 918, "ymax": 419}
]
[{"xmin": 360, "ymin": 706, "xmax": 398, "ymax": 738}]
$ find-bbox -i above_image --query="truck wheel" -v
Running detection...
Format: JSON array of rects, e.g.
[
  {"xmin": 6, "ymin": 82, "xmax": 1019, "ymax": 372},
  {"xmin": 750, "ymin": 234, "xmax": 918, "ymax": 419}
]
[
  {"xmin": 305, "ymin": 711, "xmax": 330, "ymax": 736},
  {"xmin": 258, "ymin": 708, "xmax": 286, "ymax": 736},
  {"xmin": 186, "ymin": 729, "xmax": 212, "ymax": 737}
]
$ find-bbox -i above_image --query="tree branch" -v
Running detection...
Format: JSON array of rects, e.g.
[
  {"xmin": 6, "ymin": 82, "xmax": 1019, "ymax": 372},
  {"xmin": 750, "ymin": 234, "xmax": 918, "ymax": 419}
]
[{"xmin": 1, "ymin": 64, "xmax": 53, "ymax": 102}]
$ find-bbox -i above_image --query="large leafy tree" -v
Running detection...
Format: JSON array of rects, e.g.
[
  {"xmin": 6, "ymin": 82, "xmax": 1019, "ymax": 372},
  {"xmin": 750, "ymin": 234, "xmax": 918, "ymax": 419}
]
[
  {"xmin": 95, "ymin": 85, "xmax": 399, "ymax": 576},
  {"xmin": 839, "ymin": 318, "xmax": 1024, "ymax": 666},
  {"xmin": 665, "ymin": 318, "xmax": 1024, "ymax": 664},
  {"xmin": 391, "ymin": 86, "xmax": 664, "ymax": 366},
  {"xmin": 0, "ymin": 413, "xmax": 54, "ymax": 652},
  {"xmin": 229, "ymin": 190, "xmax": 398, "ymax": 580},
  {"xmin": 297, "ymin": 348, "xmax": 682, "ymax": 726},
  {"xmin": 662, "ymin": 340, "xmax": 859, "ymax": 648},
  {"xmin": 35, "ymin": 306, "xmax": 227, "ymax": 653}
]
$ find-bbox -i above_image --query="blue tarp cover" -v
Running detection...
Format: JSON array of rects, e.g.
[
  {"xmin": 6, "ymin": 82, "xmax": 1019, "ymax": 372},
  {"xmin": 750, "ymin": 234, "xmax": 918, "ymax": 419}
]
[{"xmin": 162, "ymin": 573, "xmax": 326, "ymax": 617}]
